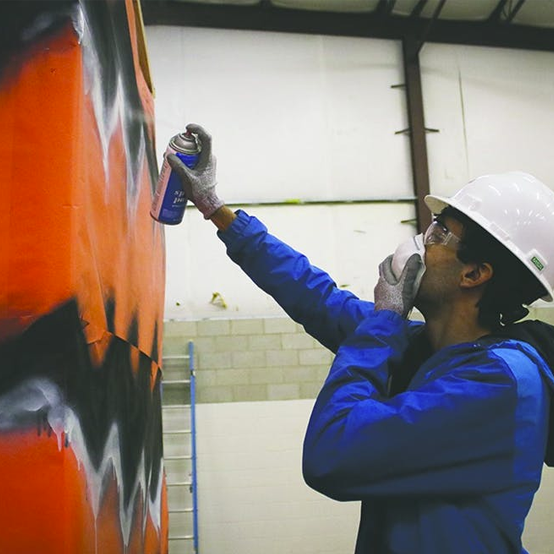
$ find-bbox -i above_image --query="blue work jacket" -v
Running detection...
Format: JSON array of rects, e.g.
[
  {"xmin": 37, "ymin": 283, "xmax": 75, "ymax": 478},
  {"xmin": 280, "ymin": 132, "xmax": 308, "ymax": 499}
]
[{"xmin": 219, "ymin": 210, "xmax": 554, "ymax": 554}]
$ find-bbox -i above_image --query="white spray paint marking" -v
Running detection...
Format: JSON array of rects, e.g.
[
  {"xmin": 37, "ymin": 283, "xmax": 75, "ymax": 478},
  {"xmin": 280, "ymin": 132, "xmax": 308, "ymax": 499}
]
[
  {"xmin": 0, "ymin": 378, "xmax": 164, "ymax": 548},
  {"xmin": 77, "ymin": 4, "xmax": 145, "ymax": 207},
  {"xmin": 76, "ymin": 5, "xmax": 118, "ymax": 194}
]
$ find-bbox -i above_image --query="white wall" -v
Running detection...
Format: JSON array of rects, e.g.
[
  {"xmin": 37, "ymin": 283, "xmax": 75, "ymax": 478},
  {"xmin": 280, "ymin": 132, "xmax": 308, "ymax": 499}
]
[
  {"xmin": 146, "ymin": 26, "xmax": 417, "ymax": 320},
  {"xmin": 148, "ymin": 27, "xmax": 412, "ymax": 204},
  {"xmin": 147, "ymin": 26, "xmax": 554, "ymax": 321},
  {"xmin": 196, "ymin": 400, "xmax": 359, "ymax": 554},
  {"xmin": 421, "ymin": 43, "xmax": 554, "ymax": 198},
  {"xmin": 146, "ymin": 25, "xmax": 554, "ymax": 554},
  {"xmin": 161, "ymin": 204, "xmax": 415, "ymax": 319}
]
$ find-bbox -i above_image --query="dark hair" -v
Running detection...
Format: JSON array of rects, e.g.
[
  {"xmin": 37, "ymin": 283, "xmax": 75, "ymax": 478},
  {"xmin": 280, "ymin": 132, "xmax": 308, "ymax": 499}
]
[{"xmin": 441, "ymin": 206, "xmax": 547, "ymax": 329}]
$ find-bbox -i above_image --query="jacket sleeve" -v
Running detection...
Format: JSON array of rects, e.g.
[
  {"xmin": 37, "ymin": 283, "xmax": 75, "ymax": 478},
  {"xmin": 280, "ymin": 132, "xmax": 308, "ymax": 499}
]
[
  {"xmin": 302, "ymin": 310, "xmax": 524, "ymax": 500},
  {"xmin": 218, "ymin": 210, "xmax": 374, "ymax": 352}
]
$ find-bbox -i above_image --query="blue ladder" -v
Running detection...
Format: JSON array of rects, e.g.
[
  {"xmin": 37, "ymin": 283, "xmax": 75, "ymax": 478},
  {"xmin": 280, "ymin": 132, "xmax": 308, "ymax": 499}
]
[{"xmin": 162, "ymin": 340, "xmax": 199, "ymax": 554}]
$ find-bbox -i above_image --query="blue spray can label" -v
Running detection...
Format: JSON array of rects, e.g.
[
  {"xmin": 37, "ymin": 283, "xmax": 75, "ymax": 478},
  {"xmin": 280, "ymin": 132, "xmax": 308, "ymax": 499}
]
[{"xmin": 150, "ymin": 131, "xmax": 200, "ymax": 225}]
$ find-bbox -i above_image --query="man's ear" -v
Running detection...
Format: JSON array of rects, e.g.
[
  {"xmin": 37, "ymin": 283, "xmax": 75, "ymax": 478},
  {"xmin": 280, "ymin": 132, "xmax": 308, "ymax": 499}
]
[{"xmin": 460, "ymin": 262, "xmax": 493, "ymax": 289}]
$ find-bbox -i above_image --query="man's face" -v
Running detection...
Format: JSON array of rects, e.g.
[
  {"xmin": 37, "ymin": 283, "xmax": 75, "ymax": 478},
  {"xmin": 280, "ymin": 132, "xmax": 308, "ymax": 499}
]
[{"xmin": 414, "ymin": 215, "xmax": 466, "ymax": 314}]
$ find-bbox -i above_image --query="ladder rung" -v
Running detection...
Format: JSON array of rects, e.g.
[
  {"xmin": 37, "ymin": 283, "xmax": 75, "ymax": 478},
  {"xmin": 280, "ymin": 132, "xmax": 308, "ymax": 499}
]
[
  {"xmin": 163, "ymin": 354, "xmax": 191, "ymax": 360},
  {"xmin": 165, "ymin": 455, "xmax": 192, "ymax": 460},
  {"xmin": 163, "ymin": 404, "xmax": 191, "ymax": 409},
  {"xmin": 169, "ymin": 507, "xmax": 193, "ymax": 514},
  {"xmin": 167, "ymin": 481, "xmax": 192, "ymax": 487},
  {"xmin": 163, "ymin": 429, "xmax": 191, "ymax": 435},
  {"xmin": 169, "ymin": 535, "xmax": 194, "ymax": 540},
  {"xmin": 163, "ymin": 379, "xmax": 191, "ymax": 385}
]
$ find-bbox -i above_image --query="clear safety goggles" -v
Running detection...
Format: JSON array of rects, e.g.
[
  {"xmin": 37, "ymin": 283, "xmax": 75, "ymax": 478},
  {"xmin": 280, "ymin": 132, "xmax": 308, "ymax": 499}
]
[{"xmin": 423, "ymin": 220, "xmax": 461, "ymax": 248}]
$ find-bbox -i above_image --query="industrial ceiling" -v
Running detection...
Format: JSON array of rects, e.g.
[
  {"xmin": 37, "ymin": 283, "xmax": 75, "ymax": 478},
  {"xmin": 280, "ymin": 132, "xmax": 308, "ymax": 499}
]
[
  {"xmin": 141, "ymin": 0, "xmax": 554, "ymax": 53},
  {"xmin": 140, "ymin": 0, "xmax": 554, "ymax": 231}
]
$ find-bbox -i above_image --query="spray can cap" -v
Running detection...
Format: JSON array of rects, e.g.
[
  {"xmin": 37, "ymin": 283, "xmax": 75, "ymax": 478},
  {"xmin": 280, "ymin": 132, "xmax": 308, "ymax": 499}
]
[{"xmin": 170, "ymin": 130, "xmax": 200, "ymax": 154}]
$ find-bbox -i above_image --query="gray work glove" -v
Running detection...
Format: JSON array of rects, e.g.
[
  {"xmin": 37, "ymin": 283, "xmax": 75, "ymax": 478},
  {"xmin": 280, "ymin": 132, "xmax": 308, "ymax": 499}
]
[
  {"xmin": 374, "ymin": 253, "xmax": 424, "ymax": 318},
  {"xmin": 167, "ymin": 124, "xmax": 224, "ymax": 219}
]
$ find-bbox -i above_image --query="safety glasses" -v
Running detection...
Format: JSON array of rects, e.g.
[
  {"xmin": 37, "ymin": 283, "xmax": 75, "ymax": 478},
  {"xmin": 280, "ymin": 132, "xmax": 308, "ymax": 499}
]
[{"xmin": 423, "ymin": 220, "xmax": 461, "ymax": 248}]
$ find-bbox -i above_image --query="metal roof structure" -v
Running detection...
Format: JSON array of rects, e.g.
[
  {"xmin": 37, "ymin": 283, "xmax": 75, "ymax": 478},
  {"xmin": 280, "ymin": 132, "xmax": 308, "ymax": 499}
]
[
  {"xmin": 141, "ymin": 0, "xmax": 554, "ymax": 232},
  {"xmin": 141, "ymin": 0, "xmax": 554, "ymax": 53}
]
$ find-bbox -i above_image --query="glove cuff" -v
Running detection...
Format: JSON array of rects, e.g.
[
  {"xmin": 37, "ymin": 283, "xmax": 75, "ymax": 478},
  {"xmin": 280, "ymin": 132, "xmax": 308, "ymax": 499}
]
[{"xmin": 197, "ymin": 193, "xmax": 225, "ymax": 220}]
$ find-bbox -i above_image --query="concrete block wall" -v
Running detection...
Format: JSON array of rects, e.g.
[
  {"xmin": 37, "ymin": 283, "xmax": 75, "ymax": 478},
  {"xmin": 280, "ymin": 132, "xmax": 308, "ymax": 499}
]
[
  {"xmin": 163, "ymin": 317, "xmax": 334, "ymax": 404},
  {"xmin": 163, "ymin": 305, "xmax": 554, "ymax": 406},
  {"xmin": 162, "ymin": 316, "xmax": 357, "ymax": 554}
]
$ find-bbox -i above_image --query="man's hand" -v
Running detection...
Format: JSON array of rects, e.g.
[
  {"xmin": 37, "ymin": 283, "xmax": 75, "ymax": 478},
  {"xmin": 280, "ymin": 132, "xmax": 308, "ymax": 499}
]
[
  {"xmin": 167, "ymin": 124, "xmax": 224, "ymax": 219},
  {"xmin": 374, "ymin": 253, "xmax": 424, "ymax": 318}
]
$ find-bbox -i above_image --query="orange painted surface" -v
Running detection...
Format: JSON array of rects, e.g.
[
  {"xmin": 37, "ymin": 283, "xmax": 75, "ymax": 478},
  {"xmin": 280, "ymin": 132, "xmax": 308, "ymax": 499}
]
[
  {"xmin": 0, "ymin": 6, "xmax": 164, "ymax": 364},
  {"xmin": 0, "ymin": 27, "xmax": 79, "ymax": 340},
  {"xmin": 0, "ymin": 0, "xmax": 167, "ymax": 552},
  {"xmin": 0, "ymin": 430, "xmax": 168, "ymax": 554}
]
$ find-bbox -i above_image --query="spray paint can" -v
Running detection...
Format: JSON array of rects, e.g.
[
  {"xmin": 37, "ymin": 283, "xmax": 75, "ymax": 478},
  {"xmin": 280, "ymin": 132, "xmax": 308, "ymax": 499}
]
[{"xmin": 150, "ymin": 131, "xmax": 201, "ymax": 225}]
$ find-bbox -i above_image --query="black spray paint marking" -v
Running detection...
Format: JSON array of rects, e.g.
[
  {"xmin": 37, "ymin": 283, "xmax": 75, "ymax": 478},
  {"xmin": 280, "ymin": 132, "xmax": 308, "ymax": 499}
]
[{"xmin": 0, "ymin": 300, "xmax": 164, "ymax": 545}]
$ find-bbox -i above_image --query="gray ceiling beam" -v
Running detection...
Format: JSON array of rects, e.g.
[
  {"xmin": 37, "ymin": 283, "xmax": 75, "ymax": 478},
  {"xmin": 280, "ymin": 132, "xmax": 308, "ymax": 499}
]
[
  {"xmin": 488, "ymin": 0, "xmax": 511, "ymax": 23},
  {"xmin": 410, "ymin": 0, "xmax": 429, "ymax": 19},
  {"xmin": 415, "ymin": 0, "xmax": 447, "ymax": 53},
  {"xmin": 504, "ymin": 0, "xmax": 527, "ymax": 23},
  {"xmin": 141, "ymin": 1, "xmax": 554, "ymax": 53},
  {"xmin": 375, "ymin": 0, "xmax": 397, "ymax": 17},
  {"xmin": 385, "ymin": 0, "xmax": 398, "ymax": 16}
]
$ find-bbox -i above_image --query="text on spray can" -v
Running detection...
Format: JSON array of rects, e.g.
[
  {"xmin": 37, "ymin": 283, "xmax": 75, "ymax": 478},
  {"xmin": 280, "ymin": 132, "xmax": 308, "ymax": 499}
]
[{"xmin": 150, "ymin": 131, "xmax": 200, "ymax": 225}]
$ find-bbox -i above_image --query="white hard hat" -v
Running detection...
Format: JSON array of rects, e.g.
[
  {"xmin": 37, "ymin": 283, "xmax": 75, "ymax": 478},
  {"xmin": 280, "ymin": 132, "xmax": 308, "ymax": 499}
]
[{"xmin": 425, "ymin": 171, "xmax": 554, "ymax": 302}]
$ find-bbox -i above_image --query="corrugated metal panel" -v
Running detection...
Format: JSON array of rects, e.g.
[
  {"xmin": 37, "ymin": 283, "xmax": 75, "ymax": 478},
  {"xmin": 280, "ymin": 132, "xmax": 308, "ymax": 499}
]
[
  {"xmin": 413, "ymin": 0, "xmax": 500, "ymax": 21},
  {"xmin": 270, "ymin": 0, "xmax": 379, "ymax": 13},
  {"xmin": 172, "ymin": 0, "xmax": 261, "ymax": 5},
  {"xmin": 513, "ymin": 0, "xmax": 554, "ymax": 28},
  {"xmin": 142, "ymin": 0, "xmax": 554, "ymax": 39}
]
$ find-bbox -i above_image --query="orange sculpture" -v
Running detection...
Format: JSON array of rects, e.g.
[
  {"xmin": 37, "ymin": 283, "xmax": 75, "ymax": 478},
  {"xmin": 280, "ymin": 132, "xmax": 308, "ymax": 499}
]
[{"xmin": 0, "ymin": 1, "xmax": 167, "ymax": 552}]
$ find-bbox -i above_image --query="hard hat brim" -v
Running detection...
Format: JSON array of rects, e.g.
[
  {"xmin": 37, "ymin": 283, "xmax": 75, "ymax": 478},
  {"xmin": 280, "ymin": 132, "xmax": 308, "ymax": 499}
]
[{"xmin": 424, "ymin": 195, "xmax": 451, "ymax": 216}]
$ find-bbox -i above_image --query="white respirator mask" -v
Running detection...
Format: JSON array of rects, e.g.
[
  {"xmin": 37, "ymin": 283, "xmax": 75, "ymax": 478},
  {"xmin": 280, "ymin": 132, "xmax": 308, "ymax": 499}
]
[{"xmin": 391, "ymin": 234, "xmax": 427, "ymax": 294}]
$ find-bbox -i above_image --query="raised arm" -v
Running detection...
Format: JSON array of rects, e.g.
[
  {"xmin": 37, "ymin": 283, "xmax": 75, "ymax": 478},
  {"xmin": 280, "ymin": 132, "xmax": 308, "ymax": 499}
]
[
  {"xmin": 167, "ymin": 124, "xmax": 374, "ymax": 351},
  {"xmin": 217, "ymin": 208, "xmax": 373, "ymax": 352}
]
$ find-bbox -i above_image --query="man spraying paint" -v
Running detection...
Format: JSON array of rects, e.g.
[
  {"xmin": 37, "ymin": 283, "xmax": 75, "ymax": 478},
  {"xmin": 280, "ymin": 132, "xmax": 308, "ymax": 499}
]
[{"xmin": 168, "ymin": 123, "xmax": 554, "ymax": 554}]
